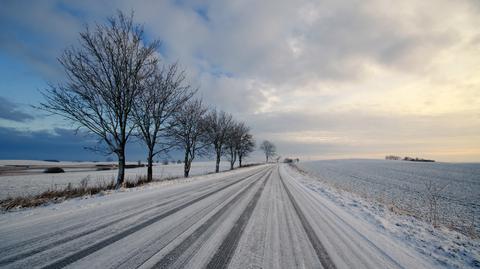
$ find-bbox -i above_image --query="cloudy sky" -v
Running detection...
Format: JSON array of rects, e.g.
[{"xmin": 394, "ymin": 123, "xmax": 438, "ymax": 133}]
[{"xmin": 0, "ymin": 0, "xmax": 479, "ymax": 162}]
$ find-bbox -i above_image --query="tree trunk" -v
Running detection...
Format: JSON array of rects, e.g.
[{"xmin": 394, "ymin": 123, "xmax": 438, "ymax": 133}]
[
  {"xmin": 116, "ymin": 149, "xmax": 126, "ymax": 189},
  {"xmin": 147, "ymin": 150, "xmax": 153, "ymax": 182},
  {"xmin": 230, "ymin": 150, "xmax": 236, "ymax": 170},
  {"xmin": 266, "ymin": 155, "xmax": 269, "ymax": 163},
  {"xmin": 184, "ymin": 152, "xmax": 191, "ymax": 177},
  {"xmin": 215, "ymin": 152, "xmax": 221, "ymax": 173},
  {"xmin": 239, "ymin": 154, "xmax": 242, "ymax": 167}
]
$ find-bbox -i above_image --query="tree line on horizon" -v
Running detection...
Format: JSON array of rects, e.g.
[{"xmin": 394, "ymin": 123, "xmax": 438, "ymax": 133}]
[{"xmin": 38, "ymin": 11, "xmax": 269, "ymax": 188}]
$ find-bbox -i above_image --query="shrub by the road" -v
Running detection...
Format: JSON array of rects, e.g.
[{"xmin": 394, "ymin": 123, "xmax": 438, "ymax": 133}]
[{"xmin": 44, "ymin": 167, "xmax": 65, "ymax": 173}]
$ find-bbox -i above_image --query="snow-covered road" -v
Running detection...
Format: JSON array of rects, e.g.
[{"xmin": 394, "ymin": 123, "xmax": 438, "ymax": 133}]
[{"xmin": 0, "ymin": 164, "xmax": 434, "ymax": 269}]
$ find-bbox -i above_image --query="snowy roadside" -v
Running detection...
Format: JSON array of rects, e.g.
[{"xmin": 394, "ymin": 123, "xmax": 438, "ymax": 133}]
[
  {"xmin": 0, "ymin": 161, "xmax": 233, "ymax": 200},
  {"xmin": 0, "ymin": 164, "xmax": 264, "ymax": 219},
  {"xmin": 285, "ymin": 164, "xmax": 480, "ymax": 269}
]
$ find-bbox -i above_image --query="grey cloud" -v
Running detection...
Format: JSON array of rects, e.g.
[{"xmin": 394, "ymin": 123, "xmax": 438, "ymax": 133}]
[
  {"xmin": 0, "ymin": 96, "xmax": 34, "ymax": 122},
  {"xmin": 0, "ymin": 0, "xmax": 475, "ymax": 111},
  {"xmin": 179, "ymin": 0, "xmax": 461, "ymax": 87},
  {"xmin": 198, "ymin": 75, "xmax": 268, "ymax": 114},
  {"xmin": 0, "ymin": 126, "xmax": 196, "ymax": 161}
]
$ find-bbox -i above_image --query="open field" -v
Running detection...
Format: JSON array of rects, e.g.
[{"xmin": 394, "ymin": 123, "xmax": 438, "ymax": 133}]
[
  {"xmin": 297, "ymin": 159, "xmax": 480, "ymax": 235},
  {"xmin": 0, "ymin": 160, "xmax": 231, "ymax": 200}
]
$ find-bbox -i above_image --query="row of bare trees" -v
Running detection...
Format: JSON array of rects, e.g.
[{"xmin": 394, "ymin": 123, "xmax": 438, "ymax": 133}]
[
  {"xmin": 40, "ymin": 11, "xmax": 255, "ymax": 188},
  {"xmin": 170, "ymin": 105, "xmax": 256, "ymax": 178}
]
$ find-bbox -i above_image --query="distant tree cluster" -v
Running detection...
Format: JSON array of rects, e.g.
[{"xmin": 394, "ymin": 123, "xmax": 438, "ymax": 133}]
[
  {"xmin": 385, "ymin": 155, "xmax": 435, "ymax": 162},
  {"xmin": 283, "ymin": 158, "xmax": 299, "ymax": 163},
  {"xmin": 40, "ymin": 11, "xmax": 257, "ymax": 187},
  {"xmin": 403, "ymin": 156, "xmax": 435, "ymax": 162}
]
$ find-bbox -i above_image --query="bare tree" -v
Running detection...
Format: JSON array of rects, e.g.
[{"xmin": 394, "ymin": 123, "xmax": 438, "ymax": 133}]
[
  {"xmin": 224, "ymin": 121, "xmax": 255, "ymax": 169},
  {"xmin": 237, "ymin": 130, "xmax": 255, "ymax": 167},
  {"xmin": 133, "ymin": 63, "xmax": 195, "ymax": 182},
  {"xmin": 203, "ymin": 109, "xmax": 233, "ymax": 173},
  {"xmin": 223, "ymin": 121, "xmax": 242, "ymax": 170},
  {"xmin": 259, "ymin": 140, "xmax": 276, "ymax": 163},
  {"xmin": 167, "ymin": 99, "xmax": 207, "ymax": 177},
  {"xmin": 40, "ymin": 11, "xmax": 159, "ymax": 188}
]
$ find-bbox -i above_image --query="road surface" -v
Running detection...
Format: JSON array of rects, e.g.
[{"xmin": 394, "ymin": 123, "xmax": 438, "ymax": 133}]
[{"xmin": 0, "ymin": 164, "xmax": 432, "ymax": 268}]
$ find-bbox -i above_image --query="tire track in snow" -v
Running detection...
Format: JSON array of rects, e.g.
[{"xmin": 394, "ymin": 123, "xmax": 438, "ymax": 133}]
[
  {"xmin": 0, "ymin": 168, "xmax": 264, "ymax": 266},
  {"xmin": 1, "ymin": 188, "xmax": 210, "ymax": 266},
  {"xmin": 278, "ymin": 168, "xmax": 337, "ymax": 269},
  {"xmin": 151, "ymin": 168, "xmax": 272, "ymax": 269},
  {"xmin": 0, "ymin": 199, "xmax": 177, "ymax": 267},
  {"xmin": 113, "ymin": 168, "xmax": 271, "ymax": 269},
  {"xmin": 40, "ymin": 167, "xmax": 270, "ymax": 269},
  {"xmin": 205, "ymin": 169, "xmax": 271, "ymax": 269}
]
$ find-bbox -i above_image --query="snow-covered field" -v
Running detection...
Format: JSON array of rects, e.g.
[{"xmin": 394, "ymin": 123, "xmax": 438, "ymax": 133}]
[
  {"xmin": 0, "ymin": 161, "xmax": 231, "ymax": 200},
  {"xmin": 297, "ymin": 159, "xmax": 480, "ymax": 235}
]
